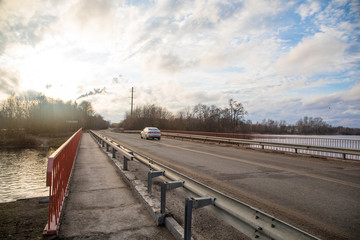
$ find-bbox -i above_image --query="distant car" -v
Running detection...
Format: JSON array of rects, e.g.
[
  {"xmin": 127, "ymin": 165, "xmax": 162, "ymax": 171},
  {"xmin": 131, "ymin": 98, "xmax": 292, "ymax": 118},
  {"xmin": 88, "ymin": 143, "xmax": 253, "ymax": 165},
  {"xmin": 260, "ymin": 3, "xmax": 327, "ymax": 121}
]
[{"xmin": 140, "ymin": 127, "xmax": 161, "ymax": 140}]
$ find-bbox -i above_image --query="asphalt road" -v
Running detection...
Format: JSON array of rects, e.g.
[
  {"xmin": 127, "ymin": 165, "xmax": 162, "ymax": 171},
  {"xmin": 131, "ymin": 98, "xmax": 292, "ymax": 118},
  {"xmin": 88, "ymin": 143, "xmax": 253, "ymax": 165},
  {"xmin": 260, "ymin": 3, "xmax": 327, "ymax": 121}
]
[{"xmin": 99, "ymin": 130, "xmax": 360, "ymax": 240}]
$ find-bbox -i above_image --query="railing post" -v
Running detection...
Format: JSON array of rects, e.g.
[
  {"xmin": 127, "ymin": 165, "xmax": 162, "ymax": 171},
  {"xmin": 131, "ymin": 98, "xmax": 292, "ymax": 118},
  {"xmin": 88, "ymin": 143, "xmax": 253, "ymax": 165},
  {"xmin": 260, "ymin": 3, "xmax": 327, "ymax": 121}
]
[
  {"xmin": 147, "ymin": 171, "xmax": 164, "ymax": 196},
  {"xmin": 184, "ymin": 197, "xmax": 215, "ymax": 240}
]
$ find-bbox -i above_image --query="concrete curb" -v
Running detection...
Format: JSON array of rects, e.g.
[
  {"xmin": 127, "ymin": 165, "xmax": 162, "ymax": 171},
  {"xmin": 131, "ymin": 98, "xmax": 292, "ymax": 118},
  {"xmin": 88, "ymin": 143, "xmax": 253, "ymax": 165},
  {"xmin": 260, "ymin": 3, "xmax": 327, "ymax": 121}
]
[{"xmin": 101, "ymin": 146, "xmax": 186, "ymax": 240}]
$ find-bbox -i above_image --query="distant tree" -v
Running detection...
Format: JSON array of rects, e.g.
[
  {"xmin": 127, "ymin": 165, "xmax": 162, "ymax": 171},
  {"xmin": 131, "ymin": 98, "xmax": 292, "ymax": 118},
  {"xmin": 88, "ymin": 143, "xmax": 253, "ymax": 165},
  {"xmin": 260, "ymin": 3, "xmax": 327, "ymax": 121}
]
[
  {"xmin": 228, "ymin": 99, "xmax": 247, "ymax": 130},
  {"xmin": 117, "ymin": 101, "xmax": 360, "ymax": 135},
  {"xmin": 0, "ymin": 94, "xmax": 108, "ymax": 134},
  {"xmin": 121, "ymin": 104, "xmax": 173, "ymax": 130},
  {"xmin": 296, "ymin": 116, "xmax": 330, "ymax": 134}
]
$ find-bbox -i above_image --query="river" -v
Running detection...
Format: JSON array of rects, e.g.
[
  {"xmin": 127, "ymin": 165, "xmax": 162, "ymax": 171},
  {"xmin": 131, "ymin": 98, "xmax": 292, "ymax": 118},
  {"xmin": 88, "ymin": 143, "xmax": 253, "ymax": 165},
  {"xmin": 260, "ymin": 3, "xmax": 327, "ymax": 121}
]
[{"xmin": 0, "ymin": 149, "xmax": 49, "ymax": 203}]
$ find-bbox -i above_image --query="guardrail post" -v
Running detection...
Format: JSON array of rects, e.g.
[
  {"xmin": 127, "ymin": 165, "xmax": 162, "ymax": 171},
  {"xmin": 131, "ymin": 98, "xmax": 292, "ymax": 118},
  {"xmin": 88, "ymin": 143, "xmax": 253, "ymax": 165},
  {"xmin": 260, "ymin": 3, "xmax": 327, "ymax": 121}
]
[
  {"xmin": 112, "ymin": 148, "xmax": 116, "ymax": 158},
  {"xmin": 161, "ymin": 181, "xmax": 184, "ymax": 215},
  {"xmin": 184, "ymin": 197, "xmax": 215, "ymax": 240},
  {"xmin": 106, "ymin": 143, "xmax": 109, "ymax": 151},
  {"xmin": 123, "ymin": 156, "xmax": 130, "ymax": 170},
  {"xmin": 122, "ymin": 151, "xmax": 133, "ymax": 171},
  {"xmin": 147, "ymin": 171, "xmax": 164, "ymax": 196},
  {"xmin": 102, "ymin": 140, "xmax": 105, "ymax": 147}
]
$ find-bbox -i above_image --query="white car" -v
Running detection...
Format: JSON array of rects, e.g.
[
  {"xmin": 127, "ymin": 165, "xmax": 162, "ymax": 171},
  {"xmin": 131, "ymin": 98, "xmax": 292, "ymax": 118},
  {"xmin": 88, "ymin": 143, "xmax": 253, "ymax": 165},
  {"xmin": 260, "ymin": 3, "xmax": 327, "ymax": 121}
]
[{"xmin": 140, "ymin": 127, "xmax": 161, "ymax": 140}]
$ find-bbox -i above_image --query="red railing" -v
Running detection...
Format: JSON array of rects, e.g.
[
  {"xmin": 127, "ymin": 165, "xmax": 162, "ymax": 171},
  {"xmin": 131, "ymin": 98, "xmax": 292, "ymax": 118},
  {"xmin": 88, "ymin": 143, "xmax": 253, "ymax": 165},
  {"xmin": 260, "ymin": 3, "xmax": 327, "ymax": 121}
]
[{"xmin": 43, "ymin": 128, "xmax": 82, "ymax": 235}]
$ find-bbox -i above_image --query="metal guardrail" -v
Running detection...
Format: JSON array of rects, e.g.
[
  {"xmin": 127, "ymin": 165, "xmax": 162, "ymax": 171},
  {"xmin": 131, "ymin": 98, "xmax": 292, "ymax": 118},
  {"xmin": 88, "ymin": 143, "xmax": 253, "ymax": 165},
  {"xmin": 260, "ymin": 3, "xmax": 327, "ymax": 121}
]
[
  {"xmin": 163, "ymin": 130, "xmax": 360, "ymax": 149},
  {"xmin": 90, "ymin": 130, "xmax": 320, "ymax": 240},
  {"xmin": 162, "ymin": 132, "xmax": 360, "ymax": 160},
  {"xmin": 44, "ymin": 128, "xmax": 82, "ymax": 236}
]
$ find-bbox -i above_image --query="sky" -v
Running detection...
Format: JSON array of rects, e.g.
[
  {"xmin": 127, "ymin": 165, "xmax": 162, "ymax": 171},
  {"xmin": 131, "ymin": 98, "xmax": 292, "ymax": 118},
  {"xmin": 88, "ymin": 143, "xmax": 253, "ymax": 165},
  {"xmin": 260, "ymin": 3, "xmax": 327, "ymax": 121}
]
[{"xmin": 0, "ymin": 0, "xmax": 359, "ymax": 128}]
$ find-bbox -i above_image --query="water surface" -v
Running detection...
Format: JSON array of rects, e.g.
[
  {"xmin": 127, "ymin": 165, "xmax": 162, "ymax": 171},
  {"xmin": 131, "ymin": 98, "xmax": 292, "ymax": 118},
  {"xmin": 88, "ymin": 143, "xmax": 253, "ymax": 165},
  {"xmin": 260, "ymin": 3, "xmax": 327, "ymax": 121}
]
[{"xmin": 0, "ymin": 149, "xmax": 49, "ymax": 203}]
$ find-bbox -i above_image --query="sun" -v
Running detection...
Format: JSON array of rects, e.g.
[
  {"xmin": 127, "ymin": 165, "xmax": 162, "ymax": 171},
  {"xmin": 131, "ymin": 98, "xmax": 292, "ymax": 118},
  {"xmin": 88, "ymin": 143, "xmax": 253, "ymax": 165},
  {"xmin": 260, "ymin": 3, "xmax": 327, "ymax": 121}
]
[{"xmin": 17, "ymin": 43, "xmax": 87, "ymax": 101}]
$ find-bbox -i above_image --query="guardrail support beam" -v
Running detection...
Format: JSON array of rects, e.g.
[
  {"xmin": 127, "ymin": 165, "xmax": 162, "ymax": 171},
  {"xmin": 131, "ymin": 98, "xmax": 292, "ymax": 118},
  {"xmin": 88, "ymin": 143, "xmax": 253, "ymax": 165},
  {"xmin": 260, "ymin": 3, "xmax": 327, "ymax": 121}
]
[
  {"xmin": 123, "ymin": 151, "xmax": 134, "ymax": 170},
  {"xmin": 161, "ymin": 181, "xmax": 184, "ymax": 215},
  {"xmin": 148, "ymin": 171, "xmax": 164, "ymax": 196},
  {"xmin": 184, "ymin": 197, "xmax": 215, "ymax": 240},
  {"xmin": 123, "ymin": 156, "xmax": 130, "ymax": 170}
]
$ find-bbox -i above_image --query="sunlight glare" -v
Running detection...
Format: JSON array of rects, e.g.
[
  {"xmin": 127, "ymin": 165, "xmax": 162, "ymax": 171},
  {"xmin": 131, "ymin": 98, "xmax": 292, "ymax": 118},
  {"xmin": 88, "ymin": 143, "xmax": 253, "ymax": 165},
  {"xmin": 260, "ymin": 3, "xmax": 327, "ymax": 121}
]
[{"xmin": 19, "ymin": 45, "xmax": 87, "ymax": 101}]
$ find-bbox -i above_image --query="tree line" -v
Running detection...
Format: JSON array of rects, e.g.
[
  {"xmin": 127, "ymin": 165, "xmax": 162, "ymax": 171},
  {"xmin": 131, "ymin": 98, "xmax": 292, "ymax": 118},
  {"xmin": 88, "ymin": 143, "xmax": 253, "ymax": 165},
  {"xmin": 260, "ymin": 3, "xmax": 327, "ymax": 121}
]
[
  {"xmin": 0, "ymin": 93, "xmax": 109, "ymax": 135},
  {"xmin": 120, "ymin": 99, "xmax": 359, "ymax": 135},
  {"xmin": 1, "ymin": 93, "xmax": 357, "ymax": 136}
]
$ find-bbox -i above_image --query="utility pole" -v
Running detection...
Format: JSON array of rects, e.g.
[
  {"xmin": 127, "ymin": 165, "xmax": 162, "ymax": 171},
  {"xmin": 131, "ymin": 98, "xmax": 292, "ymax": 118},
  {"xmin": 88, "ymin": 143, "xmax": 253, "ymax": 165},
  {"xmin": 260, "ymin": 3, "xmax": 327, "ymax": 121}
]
[{"xmin": 130, "ymin": 87, "xmax": 134, "ymax": 116}]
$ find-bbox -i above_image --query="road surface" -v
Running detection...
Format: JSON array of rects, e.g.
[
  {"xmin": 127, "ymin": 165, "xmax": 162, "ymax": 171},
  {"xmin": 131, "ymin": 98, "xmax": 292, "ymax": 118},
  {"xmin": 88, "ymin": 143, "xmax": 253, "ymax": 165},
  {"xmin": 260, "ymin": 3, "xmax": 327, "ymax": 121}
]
[{"xmin": 99, "ymin": 130, "xmax": 360, "ymax": 240}]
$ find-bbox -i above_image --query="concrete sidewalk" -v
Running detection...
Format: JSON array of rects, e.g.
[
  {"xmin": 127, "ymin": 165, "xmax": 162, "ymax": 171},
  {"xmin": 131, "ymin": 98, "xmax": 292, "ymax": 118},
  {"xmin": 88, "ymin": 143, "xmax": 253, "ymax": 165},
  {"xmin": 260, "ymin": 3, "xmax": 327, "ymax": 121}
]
[{"xmin": 58, "ymin": 133, "xmax": 174, "ymax": 239}]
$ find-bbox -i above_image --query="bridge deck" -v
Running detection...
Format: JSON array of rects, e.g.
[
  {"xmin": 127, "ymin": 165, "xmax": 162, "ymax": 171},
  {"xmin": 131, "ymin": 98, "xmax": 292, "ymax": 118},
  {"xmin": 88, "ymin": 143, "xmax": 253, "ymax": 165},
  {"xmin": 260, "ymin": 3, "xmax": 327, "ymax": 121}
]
[{"xmin": 58, "ymin": 132, "xmax": 174, "ymax": 239}]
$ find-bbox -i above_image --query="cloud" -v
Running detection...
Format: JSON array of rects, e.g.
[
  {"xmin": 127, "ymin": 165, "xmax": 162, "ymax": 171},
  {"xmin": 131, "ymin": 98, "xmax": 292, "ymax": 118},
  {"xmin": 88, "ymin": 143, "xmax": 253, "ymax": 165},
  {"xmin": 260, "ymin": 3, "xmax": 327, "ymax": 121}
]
[
  {"xmin": 297, "ymin": 1, "xmax": 321, "ymax": 21},
  {"xmin": 343, "ymin": 109, "xmax": 360, "ymax": 115},
  {"xmin": 275, "ymin": 31, "xmax": 349, "ymax": 76},
  {"xmin": 243, "ymin": 80, "xmax": 360, "ymax": 127},
  {"xmin": 0, "ymin": 0, "xmax": 57, "ymax": 54},
  {"xmin": 144, "ymin": 53, "xmax": 198, "ymax": 73},
  {"xmin": 121, "ymin": 0, "xmax": 289, "ymax": 73},
  {"xmin": 73, "ymin": 0, "xmax": 116, "ymax": 25},
  {"xmin": 299, "ymin": 83, "xmax": 360, "ymax": 126},
  {"xmin": 0, "ymin": 68, "xmax": 20, "ymax": 95},
  {"xmin": 112, "ymin": 77, "xmax": 119, "ymax": 84},
  {"xmin": 306, "ymin": 82, "xmax": 360, "ymax": 109}
]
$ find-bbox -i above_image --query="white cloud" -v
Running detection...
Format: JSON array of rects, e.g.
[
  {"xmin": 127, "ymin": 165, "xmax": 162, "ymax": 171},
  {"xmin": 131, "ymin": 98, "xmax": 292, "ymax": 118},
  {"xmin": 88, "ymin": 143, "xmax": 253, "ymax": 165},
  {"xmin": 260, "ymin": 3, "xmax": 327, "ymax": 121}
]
[
  {"xmin": 275, "ymin": 30, "xmax": 349, "ymax": 76},
  {"xmin": 343, "ymin": 82, "xmax": 360, "ymax": 101},
  {"xmin": 0, "ymin": 68, "xmax": 20, "ymax": 97},
  {"xmin": 302, "ymin": 83, "xmax": 360, "ymax": 119},
  {"xmin": 297, "ymin": 1, "xmax": 321, "ymax": 21}
]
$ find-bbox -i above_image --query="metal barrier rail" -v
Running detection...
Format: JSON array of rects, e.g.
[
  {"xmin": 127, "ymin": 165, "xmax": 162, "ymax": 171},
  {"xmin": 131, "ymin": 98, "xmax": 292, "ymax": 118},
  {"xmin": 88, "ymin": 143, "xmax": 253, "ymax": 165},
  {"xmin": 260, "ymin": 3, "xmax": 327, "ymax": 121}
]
[
  {"xmin": 162, "ymin": 132, "xmax": 360, "ymax": 160},
  {"xmin": 90, "ymin": 130, "xmax": 320, "ymax": 240},
  {"xmin": 162, "ymin": 130, "xmax": 360, "ymax": 149},
  {"xmin": 43, "ymin": 129, "xmax": 82, "ymax": 236}
]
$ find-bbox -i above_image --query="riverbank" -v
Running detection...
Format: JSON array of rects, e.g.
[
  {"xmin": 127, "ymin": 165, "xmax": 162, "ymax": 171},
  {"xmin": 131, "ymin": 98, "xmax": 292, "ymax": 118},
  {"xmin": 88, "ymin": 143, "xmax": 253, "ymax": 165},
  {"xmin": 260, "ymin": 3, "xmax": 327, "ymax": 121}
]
[
  {"xmin": 0, "ymin": 196, "xmax": 48, "ymax": 240},
  {"xmin": 0, "ymin": 131, "xmax": 73, "ymax": 149}
]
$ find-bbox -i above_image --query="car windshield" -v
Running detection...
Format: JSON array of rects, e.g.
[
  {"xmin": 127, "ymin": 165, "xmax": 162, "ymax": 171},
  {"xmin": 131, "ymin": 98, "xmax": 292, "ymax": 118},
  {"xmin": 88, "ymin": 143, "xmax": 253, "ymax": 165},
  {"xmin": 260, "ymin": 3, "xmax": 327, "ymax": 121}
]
[{"xmin": 148, "ymin": 128, "xmax": 159, "ymax": 131}]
